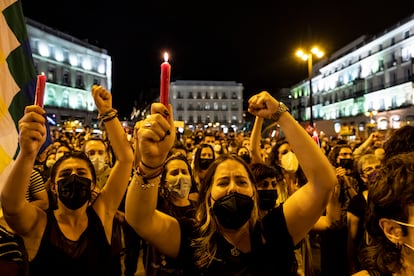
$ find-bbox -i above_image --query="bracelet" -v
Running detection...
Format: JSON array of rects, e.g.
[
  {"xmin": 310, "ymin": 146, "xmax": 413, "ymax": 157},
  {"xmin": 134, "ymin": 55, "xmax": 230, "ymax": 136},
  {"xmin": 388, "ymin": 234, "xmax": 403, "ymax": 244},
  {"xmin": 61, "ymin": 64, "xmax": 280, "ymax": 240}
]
[
  {"xmin": 98, "ymin": 108, "xmax": 118, "ymax": 121},
  {"xmin": 270, "ymin": 102, "xmax": 289, "ymax": 122},
  {"xmin": 135, "ymin": 165, "xmax": 162, "ymax": 189},
  {"xmin": 141, "ymin": 160, "xmax": 163, "ymax": 170}
]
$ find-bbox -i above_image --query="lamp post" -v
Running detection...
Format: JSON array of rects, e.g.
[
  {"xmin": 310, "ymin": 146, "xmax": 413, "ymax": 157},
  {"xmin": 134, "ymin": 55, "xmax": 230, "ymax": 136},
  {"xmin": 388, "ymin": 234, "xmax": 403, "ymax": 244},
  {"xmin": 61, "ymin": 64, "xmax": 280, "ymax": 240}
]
[{"xmin": 296, "ymin": 47, "xmax": 324, "ymax": 127}]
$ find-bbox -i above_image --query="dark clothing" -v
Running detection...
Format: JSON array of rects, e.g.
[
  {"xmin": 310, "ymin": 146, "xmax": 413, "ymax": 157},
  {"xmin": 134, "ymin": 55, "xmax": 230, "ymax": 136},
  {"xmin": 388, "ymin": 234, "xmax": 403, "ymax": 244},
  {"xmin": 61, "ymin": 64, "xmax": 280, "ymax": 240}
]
[
  {"xmin": 347, "ymin": 192, "xmax": 368, "ymax": 272},
  {"xmin": 177, "ymin": 205, "xmax": 297, "ymax": 275},
  {"xmin": 145, "ymin": 198, "xmax": 197, "ymax": 276},
  {"xmin": 0, "ymin": 225, "xmax": 29, "ymax": 276},
  {"xmin": 320, "ymin": 226, "xmax": 349, "ymax": 276},
  {"xmin": 30, "ymin": 207, "xmax": 113, "ymax": 276}
]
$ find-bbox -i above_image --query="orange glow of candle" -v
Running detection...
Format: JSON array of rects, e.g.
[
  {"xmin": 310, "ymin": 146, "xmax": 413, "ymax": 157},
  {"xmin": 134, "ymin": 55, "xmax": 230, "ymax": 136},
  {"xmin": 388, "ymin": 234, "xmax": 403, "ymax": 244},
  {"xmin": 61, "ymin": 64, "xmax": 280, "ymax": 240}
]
[{"xmin": 160, "ymin": 52, "xmax": 171, "ymax": 106}]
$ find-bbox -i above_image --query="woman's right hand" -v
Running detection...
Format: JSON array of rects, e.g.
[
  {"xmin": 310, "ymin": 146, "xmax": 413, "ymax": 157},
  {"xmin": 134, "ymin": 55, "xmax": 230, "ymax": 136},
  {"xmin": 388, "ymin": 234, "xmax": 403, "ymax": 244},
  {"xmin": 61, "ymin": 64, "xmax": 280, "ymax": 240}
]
[{"xmin": 135, "ymin": 103, "xmax": 175, "ymax": 170}]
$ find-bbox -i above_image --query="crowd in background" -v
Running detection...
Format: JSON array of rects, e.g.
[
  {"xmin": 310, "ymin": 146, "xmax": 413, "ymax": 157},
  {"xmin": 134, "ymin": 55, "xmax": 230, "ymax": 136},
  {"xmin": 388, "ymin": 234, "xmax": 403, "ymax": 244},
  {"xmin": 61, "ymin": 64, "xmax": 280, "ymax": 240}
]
[{"xmin": 2, "ymin": 86, "xmax": 414, "ymax": 276}]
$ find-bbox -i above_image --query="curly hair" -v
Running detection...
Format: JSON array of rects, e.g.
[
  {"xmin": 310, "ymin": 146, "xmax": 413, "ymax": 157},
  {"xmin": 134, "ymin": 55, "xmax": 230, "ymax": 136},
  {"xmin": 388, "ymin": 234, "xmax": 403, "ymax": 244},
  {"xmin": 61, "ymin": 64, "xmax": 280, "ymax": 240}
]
[
  {"xmin": 191, "ymin": 154, "xmax": 259, "ymax": 268},
  {"xmin": 359, "ymin": 152, "xmax": 414, "ymax": 274},
  {"xmin": 383, "ymin": 125, "xmax": 414, "ymax": 162}
]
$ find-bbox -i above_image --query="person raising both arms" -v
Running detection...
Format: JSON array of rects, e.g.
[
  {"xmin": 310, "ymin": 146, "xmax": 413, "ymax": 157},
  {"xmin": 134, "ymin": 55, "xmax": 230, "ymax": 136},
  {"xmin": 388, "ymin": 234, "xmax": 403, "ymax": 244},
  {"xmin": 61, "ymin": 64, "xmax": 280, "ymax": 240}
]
[
  {"xmin": 125, "ymin": 91, "xmax": 337, "ymax": 275},
  {"xmin": 1, "ymin": 85, "xmax": 134, "ymax": 276}
]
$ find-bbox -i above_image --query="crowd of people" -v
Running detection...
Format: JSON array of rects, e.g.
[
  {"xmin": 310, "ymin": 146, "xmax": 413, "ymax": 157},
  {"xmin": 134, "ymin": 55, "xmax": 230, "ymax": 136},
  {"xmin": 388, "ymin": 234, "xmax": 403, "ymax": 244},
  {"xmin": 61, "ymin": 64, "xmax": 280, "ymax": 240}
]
[{"xmin": 1, "ymin": 85, "xmax": 414, "ymax": 276}]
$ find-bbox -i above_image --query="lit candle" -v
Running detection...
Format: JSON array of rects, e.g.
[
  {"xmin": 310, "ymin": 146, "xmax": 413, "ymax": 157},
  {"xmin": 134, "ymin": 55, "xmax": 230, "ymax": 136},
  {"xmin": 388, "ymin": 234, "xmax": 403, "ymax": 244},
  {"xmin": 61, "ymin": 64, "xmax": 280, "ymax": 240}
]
[
  {"xmin": 160, "ymin": 52, "xmax": 171, "ymax": 106},
  {"xmin": 34, "ymin": 73, "xmax": 46, "ymax": 108}
]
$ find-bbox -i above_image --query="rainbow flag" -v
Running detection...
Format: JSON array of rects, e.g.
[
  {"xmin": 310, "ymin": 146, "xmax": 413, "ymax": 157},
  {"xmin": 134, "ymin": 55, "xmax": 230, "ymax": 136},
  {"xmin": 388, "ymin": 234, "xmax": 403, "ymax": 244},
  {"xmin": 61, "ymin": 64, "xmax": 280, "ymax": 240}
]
[{"xmin": 0, "ymin": 0, "xmax": 36, "ymax": 189}]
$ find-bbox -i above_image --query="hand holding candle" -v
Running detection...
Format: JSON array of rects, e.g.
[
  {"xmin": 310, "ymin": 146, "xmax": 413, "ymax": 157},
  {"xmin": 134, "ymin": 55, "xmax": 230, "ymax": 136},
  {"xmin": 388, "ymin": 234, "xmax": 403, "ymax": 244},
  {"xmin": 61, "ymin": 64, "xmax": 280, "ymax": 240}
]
[
  {"xmin": 34, "ymin": 74, "xmax": 46, "ymax": 108},
  {"xmin": 160, "ymin": 52, "xmax": 171, "ymax": 106}
]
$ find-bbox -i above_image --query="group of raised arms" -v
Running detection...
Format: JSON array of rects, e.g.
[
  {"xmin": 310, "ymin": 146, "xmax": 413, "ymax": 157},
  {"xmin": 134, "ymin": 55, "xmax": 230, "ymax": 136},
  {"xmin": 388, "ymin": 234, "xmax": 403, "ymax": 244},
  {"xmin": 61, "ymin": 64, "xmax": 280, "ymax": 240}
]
[{"xmin": 2, "ymin": 85, "xmax": 414, "ymax": 276}]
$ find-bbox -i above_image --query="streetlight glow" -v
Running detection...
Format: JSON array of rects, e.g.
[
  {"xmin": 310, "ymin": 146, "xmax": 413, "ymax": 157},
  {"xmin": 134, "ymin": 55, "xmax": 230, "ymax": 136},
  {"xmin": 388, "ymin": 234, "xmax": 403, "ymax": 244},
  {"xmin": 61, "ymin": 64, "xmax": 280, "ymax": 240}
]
[{"xmin": 295, "ymin": 46, "xmax": 325, "ymax": 127}]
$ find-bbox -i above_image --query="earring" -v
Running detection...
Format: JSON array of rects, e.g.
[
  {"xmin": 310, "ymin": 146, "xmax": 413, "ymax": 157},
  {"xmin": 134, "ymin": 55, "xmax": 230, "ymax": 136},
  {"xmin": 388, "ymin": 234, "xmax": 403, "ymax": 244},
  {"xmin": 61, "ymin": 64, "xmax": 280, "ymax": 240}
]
[{"xmin": 395, "ymin": 242, "xmax": 402, "ymax": 250}]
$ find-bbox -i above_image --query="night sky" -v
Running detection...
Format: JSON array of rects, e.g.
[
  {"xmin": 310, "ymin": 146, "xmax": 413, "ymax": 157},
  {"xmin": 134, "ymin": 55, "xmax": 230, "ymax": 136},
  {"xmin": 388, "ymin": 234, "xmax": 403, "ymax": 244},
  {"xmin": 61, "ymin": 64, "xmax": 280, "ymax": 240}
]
[{"xmin": 20, "ymin": 0, "xmax": 414, "ymax": 118}]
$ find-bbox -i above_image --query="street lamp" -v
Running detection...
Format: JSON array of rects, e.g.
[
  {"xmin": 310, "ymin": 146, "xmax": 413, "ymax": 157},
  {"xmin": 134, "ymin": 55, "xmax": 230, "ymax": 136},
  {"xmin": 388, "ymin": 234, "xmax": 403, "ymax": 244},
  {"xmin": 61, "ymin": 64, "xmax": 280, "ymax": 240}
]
[{"xmin": 296, "ymin": 47, "xmax": 324, "ymax": 127}]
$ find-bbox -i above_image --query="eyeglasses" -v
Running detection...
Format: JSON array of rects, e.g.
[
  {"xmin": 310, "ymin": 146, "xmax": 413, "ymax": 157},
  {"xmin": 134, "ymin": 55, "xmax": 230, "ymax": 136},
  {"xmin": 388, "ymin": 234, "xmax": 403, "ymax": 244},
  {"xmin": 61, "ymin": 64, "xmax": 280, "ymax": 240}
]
[{"xmin": 362, "ymin": 165, "xmax": 381, "ymax": 174}]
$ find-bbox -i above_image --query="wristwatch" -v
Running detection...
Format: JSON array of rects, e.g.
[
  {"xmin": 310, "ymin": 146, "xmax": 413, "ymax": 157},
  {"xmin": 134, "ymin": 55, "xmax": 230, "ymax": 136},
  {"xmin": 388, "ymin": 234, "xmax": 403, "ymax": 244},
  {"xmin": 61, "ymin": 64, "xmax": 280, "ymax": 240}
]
[{"xmin": 270, "ymin": 102, "xmax": 289, "ymax": 122}]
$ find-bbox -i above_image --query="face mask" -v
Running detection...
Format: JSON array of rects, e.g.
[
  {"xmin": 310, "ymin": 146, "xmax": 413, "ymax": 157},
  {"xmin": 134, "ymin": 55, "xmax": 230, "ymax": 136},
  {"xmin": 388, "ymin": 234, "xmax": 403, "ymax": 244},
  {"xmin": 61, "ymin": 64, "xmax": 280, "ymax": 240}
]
[
  {"xmin": 89, "ymin": 155, "xmax": 106, "ymax": 172},
  {"xmin": 239, "ymin": 153, "xmax": 251, "ymax": 164},
  {"xmin": 280, "ymin": 151, "xmax": 299, "ymax": 172},
  {"xmin": 339, "ymin": 158, "xmax": 354, "ymax": 170},
  {"xmin": 212, "ymin": 192, "xmax": 254, "ymax": 230},
  {"xmin": 46, "ymin": 159, "xmax": 56, "ymax": 168},
  {"xmin": 200, "ymin": 158, "xmax": 214, "ymax": 170},
  {"xmin": 167, "ymin": 175, "xmax": 192, "ymax": 199},
  {"xmin": 57, "ymin": 174, "xmax": 92, "ymax": 210},
  {"xmin": 257, "ymin": 190, "xmax": 278, "ymax": 210},
  {"xmin": 214, "ymin": 144, "xmax": 221, "ymax": 152}
]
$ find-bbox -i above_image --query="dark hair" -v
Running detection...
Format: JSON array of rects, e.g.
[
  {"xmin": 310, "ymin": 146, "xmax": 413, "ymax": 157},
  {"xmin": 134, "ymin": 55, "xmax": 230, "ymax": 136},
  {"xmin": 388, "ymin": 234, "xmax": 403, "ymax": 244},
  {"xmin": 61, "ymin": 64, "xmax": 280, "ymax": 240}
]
[
  {"xmin": 250, "ymin": 162, "xmax": 283, "ymax": 183},
  {"xmin": 327, "ymin": 144, "xmax": 353, "ymax": 167},
  {"xmin": 160, "ymin": 154, "xmax": 196, "ymax": 200},
  {"xmin": 50, "ymin": 151, "xmax": 96, "ymax": 185},
  {"xmin": 193, "ymin": 144, "xmax": 215, "ymax": 172},
  {"xmin": 269, "ymin": 139, "xmax": 289, "ymax": 167},
  {"xmin": 359, "ymin": 152, "xmax": 414, "ymax": 274},
  {"xmin": 383, "ymin": 125, "xmax": 414, "ymax": 162}
]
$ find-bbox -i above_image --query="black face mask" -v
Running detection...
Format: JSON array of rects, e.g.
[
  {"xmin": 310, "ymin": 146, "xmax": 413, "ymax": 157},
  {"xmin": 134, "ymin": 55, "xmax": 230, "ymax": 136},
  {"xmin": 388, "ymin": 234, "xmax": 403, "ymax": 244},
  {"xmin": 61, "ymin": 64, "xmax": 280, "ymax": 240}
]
[
  {"xmin": 339, "ymin": 158, "xmax": 354, "ymax": 170},
  {"xmin": 57, "ymin": 174, "xmax": 92, "ymax": 210},
  {"xmin": 212, "ymin": 193, "xmax": 254, "ymax": 230},
  {"xmin": 257, "ymin": 190, "xmax": 278, "ymax": 210},
  {"xmin": 199, "ymin": 158, "xmax": 214, "ymax": 170},
  {"xmin": 239, "ymin": 154, "xmax": 251, "ymax": 164}
]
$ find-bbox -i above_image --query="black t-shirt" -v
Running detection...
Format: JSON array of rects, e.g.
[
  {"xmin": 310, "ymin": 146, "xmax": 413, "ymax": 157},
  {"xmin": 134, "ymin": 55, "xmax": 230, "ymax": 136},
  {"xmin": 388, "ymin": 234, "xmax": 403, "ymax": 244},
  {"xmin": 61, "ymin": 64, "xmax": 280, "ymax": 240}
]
[
  {"xmin": 177, "ymin": 204, "xmax": 297, "ymax": 275},
  {"xmin": 30, "ymin": 207, "xmax": 113, "ymax": 276}
]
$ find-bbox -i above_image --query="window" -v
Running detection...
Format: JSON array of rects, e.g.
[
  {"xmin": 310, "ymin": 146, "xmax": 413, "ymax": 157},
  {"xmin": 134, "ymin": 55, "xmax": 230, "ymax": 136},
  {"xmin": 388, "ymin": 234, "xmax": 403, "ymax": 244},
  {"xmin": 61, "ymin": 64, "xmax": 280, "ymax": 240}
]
[
  {"xmin": 76, "ymin": 75, "xmax": 85, "ymax": 89},
  {"xmin": 47, "ymin": 67, "xmax": 56, "ymax": 83},
  {"xmin": 63, "ymin": 71, "xmax": 71, "ymax": 86},
  {"xmin": 93, "ymin": 78, "xmax": 101, "ymax": 86}
]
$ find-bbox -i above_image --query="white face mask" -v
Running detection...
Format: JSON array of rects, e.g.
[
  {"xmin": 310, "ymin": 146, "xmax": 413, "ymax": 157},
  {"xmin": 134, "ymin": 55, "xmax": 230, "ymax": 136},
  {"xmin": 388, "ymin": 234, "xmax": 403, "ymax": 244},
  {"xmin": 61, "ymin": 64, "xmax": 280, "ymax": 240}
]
[
  {"xmin": 390, "ymin": 219, "xmax": 414, "ymax": 251},
  {"xmin": 167, "ymin": 175, "xmax": 192, "ymax": 199},
  {"xmin": 89, "ymin": 155, "xmax": 106, "ymax": 173},
  {"xmin": 280, "ymin": 151, "xmax": 299, "ymax": 173},
  {"xmin": 214, "ymin": 144, "xmax": 221, "ymax": 152}
]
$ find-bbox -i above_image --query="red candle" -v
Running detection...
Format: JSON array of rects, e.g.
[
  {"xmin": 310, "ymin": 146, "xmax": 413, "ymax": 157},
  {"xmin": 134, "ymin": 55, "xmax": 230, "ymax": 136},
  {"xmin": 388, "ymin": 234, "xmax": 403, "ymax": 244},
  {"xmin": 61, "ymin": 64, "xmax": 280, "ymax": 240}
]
[
  {"xmin": 160, "ymin": 52, "xmax": 171, "ymax": 106},
  {"xmin": 34, "ymin": 74, "xmax": 46, "ymax": 107}
]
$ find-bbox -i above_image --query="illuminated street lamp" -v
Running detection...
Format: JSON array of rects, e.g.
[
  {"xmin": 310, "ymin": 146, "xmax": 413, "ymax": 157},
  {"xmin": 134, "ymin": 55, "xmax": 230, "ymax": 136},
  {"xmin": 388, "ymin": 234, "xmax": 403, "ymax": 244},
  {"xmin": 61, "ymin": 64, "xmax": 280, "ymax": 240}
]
[{"xmin": 296, "ymin": 47, "xmax": 324, "ymax": 127}]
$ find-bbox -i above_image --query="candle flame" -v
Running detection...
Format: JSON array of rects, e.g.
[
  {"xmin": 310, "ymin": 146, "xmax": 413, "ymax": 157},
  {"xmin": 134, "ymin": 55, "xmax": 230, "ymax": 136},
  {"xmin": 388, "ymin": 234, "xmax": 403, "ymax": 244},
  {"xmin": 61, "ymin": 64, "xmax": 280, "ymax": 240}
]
[{"xmin": 164, "ymin": 52, "xmax": 169, "ymax": 62}]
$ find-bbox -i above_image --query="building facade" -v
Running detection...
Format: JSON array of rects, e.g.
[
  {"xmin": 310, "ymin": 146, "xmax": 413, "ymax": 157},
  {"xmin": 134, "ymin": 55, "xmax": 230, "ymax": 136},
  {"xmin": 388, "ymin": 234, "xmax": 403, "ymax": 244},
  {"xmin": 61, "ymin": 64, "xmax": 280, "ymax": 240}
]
[
  {"xmin": 290, "ymin": 13, "xmax": 414, "ymax": 138},
  {"xmin": 170, "ymin": 80, "xmax": 244, "ymax": 131},
  {"xmin": 26, "ymin": 18, "xmax": 112, "ymax": 130}
]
